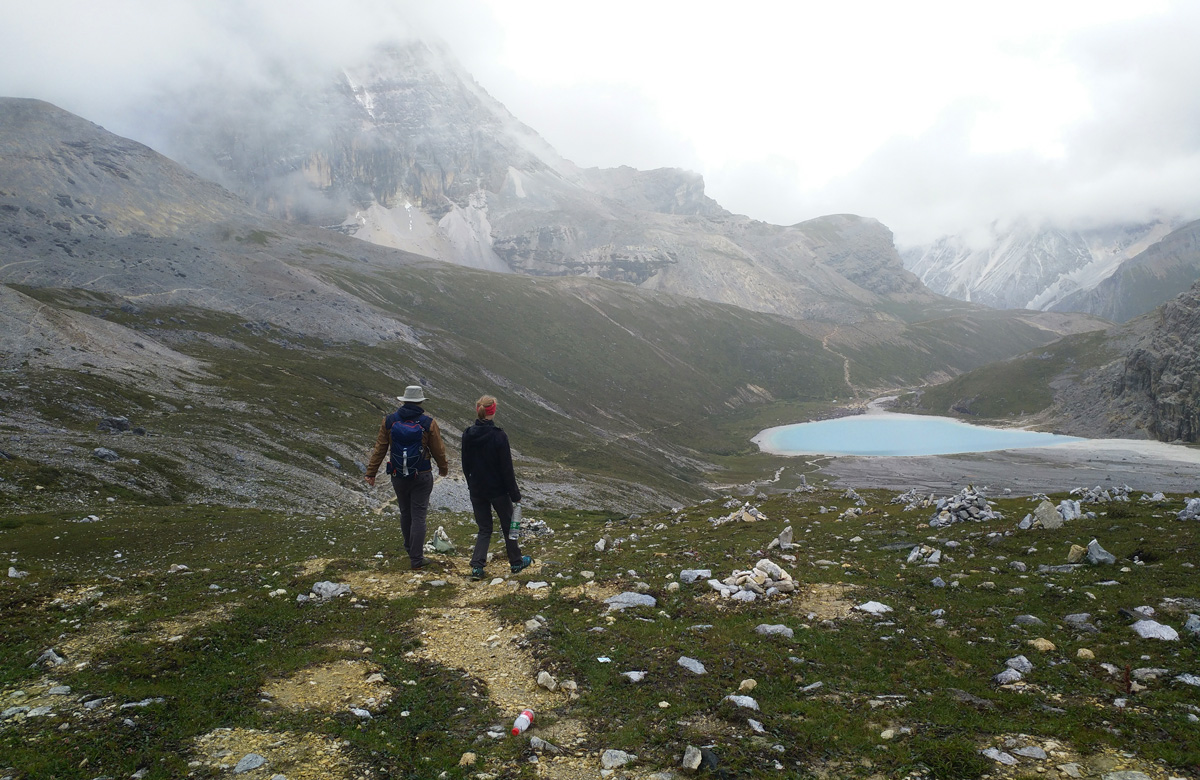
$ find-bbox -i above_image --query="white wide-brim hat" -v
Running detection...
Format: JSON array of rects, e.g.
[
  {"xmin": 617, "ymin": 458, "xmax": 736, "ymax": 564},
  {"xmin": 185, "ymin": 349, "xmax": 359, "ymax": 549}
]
[{"xmin": 397, "ymin": 385, "xmax": 426, "ymax": 403}]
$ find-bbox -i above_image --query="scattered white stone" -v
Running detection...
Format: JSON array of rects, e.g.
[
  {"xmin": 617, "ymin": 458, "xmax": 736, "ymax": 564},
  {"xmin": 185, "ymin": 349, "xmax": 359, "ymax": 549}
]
[
  {"xmin": 1006, "ymin": 655, "xmax": 1034, "ymax": 674},
  {"xmin": 233, "ymin": 754, "xmax": 267, "ymax": 774},
  {"xmin": 310, "ymin": 581, "xmax": 351, "ymax": 600},
  {"xmin": 723, "ymin": 695, "xmax": 760, "ymax": 711},
  {"xmin": 855, "ymin": 601, "xmax": 893, "ymax": 615},
  {"xmin": 536, "ymin": 671, "xmax": 558, "ymax": 691},
  {"xmin": 1086, "ymin": 539, "xmax": 1116, "ymax": 565},
  {"xmin": 1131, "ymin": 620, "xmax": 1179, "ymax": 641},
  {"xmin": 31, "ymin": 649, "xmax": 65, "ymax": 668},
  {"xmin": 1014, "ymin": 745, "xmax": 1048, "ymax": 759},
  {"xmin": 604, "ymin": 592, "xmax": 656, "ymax": 611},
  {"xmin": 621, "ymin": 671, "xmax": 647, "ymax": 683},
  {"xmin": 679, "ymin": 569, "xmax": 711, "ymax": 584},
  {"xmin": 678, "ymin": 657, "xmax": 706, "ymax": 675},
  {"xmin": 600, "ymin": 749, "xmax": 635, "ymax": 769},
  {"xmin": 8, "ymin": 566, "xmax": 28, "ymax": 579},
  {"xmin": 755, "ymin": 624, "xmax": 794, "ymax": 639},
  {"xmin": 982, "ymin": 747, "xmax": 1018, "ymax": 765},
  {"xmin": 1175, "ymin": 673, "xmax": 1200, "ymax": 687},
  {"xmin": 682, "ymin": 746, "xmax": 703, "ymax": 770}
]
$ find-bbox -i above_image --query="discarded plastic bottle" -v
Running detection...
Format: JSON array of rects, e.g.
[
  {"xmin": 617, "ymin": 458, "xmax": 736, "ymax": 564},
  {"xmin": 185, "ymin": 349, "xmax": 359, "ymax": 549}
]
[
  {"xmin": 511, "ymin": 708, "xmax": 534, "ymax": 735},
  {"xmin": 508, "ymin": 503, "xmax": 522, "ymax": 541}
]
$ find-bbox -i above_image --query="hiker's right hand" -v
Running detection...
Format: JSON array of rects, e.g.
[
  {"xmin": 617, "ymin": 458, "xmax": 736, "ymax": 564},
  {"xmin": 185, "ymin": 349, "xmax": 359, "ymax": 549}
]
[{"xmin": 364, "ymin": 475, "xmax": 376, "ymax": 487}]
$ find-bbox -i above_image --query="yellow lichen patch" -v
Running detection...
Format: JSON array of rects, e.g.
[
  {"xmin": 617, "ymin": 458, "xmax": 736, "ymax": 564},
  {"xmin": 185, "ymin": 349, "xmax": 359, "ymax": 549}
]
[
  {"xmin": 53, "ymin": 619, "xmax": 130, "ymax": 668},
  {"xmin": 791, "ymin": 582, "xmax": 858, "ymax": 621},
  {"xmin": 976, "ymin": 735, "xmax": 1176, "ymax": 780},
  {"xmin": 260, "ymin": 660, "xmax": 394, "ymax": 713},
  {"xmin": 410, "ymin": 607, "xmax": 563, "ymax": 715},
  {"xmin": 296, "ymin": 558, "xmax": 335, "ymax": 578},
  {"xmin": 45, "ymin": 584, "xmax": 108, "ymax": 610},
  {"xmin": 149, "ymin": 602, "xmax": 240, "ymax": 643},
  {"xmin": 558, "ymin": 581, "xmax": 623, "ymax": 605},
  {"xmin": 192, "ymin": 727, "xmax": 356, "ymax": 780},
  {"xmin": 338, "ymin": 569, "xmax": 426, "ymax": 600}
]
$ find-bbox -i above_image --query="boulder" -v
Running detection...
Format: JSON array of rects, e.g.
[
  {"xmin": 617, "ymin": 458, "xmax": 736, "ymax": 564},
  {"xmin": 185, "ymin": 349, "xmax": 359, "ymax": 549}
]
[
  {"xmin": 604, "ymin": 592, "xmax": 656, "ymax": 611},
  {"xmin": 310, "ymin": 581, "xmax": 351, "ymax": 600},
  {"xmin": 1086, "ymin": 539, "xmax": 1116, "ymax": 565},
  {"xmin": 1131, "ymin": 620, "xmax": 1178, "ymax": 641},
  {"xmin": 1034, "ymin": 500, "xmax": 1062, "ymax": 529}
]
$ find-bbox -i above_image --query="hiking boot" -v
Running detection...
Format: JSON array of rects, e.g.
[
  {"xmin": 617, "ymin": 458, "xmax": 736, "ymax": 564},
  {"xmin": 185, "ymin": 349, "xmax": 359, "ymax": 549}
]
[
  {"xmin": 510, "ymin": 555, "xmax": 533, "ymax": 574},
  {"xmin": 410, "ymin": 558, "xmax": 428, "ymax": 570},
  {"xmin": 470, "ymin": 567, "xmax": 486, "ymax": 581}
]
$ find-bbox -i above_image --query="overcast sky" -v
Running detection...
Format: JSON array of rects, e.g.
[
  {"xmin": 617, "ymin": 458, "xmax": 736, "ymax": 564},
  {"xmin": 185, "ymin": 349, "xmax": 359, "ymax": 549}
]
[{"xmin": 3, "ymin": 0, "xmax": 1199, "ymax": 245}]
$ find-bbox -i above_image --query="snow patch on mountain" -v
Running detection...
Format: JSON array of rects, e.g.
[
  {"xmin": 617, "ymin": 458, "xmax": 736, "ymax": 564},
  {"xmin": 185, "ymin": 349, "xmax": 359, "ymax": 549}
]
[{"xmin": 902, "ymin": 219, "xmax": 1178, "ymax": 311}]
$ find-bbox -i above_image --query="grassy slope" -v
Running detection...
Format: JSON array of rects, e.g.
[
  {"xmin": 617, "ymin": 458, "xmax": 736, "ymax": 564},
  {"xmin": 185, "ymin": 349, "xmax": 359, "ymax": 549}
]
[
  {"xmin": 1, "ymin": 489, "xmax": 1197, "ymax": 778},
  {"xmin": 894, "ymin": 331, "xmax": 1117, "ymax": 421}
]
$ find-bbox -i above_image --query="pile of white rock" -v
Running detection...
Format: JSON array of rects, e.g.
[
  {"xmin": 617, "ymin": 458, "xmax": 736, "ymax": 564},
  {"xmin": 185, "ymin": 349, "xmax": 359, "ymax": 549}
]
[
  {"xmin": 711, "ymin": 503, "xmax": 767, "ymax": 526},
  {"xmin": 891, "ymin": 488, "xmax": 938, "ymax": 511},
  {"xmin": 1018, "ymin": 499, "xmax": 1079, "ymax": 530},
  {"xmin": 1069, "ymin": 484, "xmax": 1131, "ymax": 503},
  {"xmin": 842, "ymin": 488, "xmax": 867, "ymax": 507},
  {"xmin": 929, "ymin": 487, "xmax": 1001, "ymax": 527},
  {"xmin": 707, "ymin": 559, "xmax": 796, "ymax": 602},
  {"xmin": 905, "ymin": 545, "xmax": 942, "ymax": 565},
  {"xmin": 1178, "ymin": 497, "xmax": 1200, "ymax": 521}
]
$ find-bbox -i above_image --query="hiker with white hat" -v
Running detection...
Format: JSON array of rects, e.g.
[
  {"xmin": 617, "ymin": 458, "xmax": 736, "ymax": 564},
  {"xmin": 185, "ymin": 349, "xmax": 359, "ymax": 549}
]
[{"xmin": 364, "ymin": 385, "xmax": 449, "ymax": 569}]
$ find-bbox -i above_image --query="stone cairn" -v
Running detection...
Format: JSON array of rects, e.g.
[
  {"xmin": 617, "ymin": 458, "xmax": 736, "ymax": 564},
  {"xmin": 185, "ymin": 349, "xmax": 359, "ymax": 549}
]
[
  {"xmin": 711, "ymin": 503, "xmax": 767, "ymax": 527},
  {"xmin": 1179, "ymin": 497, "xmax": 1200, "ymax": 521},
  {"xmin": 928, "ymin": 487, "xmax": 1001, "ymax": 528},
  {"xmin": 1069, "ymin": 485, "xmax": 1131, "ymax": 503},
  {"xmin": 707, "ymin": 558, "xmax": 796, "ymax": 602},
  {"xmin": 842, "ymin": 488, "xmax": 867, "ymax": 507},
  {"xmin": 891, "ymin": 488, "xmax": 938, "ymax": 511}
]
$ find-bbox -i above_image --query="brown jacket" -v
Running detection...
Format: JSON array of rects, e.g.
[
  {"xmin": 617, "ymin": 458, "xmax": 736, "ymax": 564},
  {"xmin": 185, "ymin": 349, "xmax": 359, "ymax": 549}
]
[{"xmin": 366, "ymin": 412, "xmax": 449, "ymax": 479}]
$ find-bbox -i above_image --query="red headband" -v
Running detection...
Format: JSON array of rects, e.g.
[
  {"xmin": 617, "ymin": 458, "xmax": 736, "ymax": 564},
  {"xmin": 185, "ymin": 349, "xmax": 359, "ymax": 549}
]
[{"xmin": 481, "ymin": 401, "xmax": 497, "ymax": 416}]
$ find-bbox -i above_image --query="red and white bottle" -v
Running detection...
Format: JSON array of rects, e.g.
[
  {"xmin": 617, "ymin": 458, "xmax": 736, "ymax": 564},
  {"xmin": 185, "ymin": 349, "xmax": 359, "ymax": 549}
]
[{"xmin": 512, "ymin": 708, "xmax": 534, "ymax": 735}]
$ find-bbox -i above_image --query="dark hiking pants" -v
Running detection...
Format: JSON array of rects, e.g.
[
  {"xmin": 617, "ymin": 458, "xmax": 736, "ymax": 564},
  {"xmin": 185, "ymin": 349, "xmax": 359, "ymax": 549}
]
[
  {"xmin": 469, "ymin": 492, "xmax": 522, "ymax": 570},
  {"xmin": 391, "ymin": 470, "xmax": 434, "ymax": 565}
]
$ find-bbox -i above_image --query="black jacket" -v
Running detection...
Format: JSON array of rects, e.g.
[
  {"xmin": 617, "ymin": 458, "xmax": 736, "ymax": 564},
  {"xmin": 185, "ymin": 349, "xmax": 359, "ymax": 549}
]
[{"xmin": 461, "ymin": 419, "xmax": 520, "ymax": 502}]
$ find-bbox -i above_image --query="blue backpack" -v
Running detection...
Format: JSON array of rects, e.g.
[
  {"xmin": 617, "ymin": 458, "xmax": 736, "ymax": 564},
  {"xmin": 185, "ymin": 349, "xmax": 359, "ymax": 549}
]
[{"xmin": 387, "ymin": 413, "xmax": 431, "ymax": 477}]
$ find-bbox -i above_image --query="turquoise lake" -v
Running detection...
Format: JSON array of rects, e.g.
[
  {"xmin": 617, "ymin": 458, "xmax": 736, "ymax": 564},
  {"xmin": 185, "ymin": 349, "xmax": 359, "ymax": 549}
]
[{"xmin": 754, "ymin": 413, "xmax": 1084, "ymax": 457}]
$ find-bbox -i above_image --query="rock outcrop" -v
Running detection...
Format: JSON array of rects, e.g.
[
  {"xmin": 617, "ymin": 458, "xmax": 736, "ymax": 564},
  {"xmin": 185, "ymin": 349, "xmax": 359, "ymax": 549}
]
[{"xmin": 1113, "ymin": 279, "xmax": 1200, "ymax": 442}]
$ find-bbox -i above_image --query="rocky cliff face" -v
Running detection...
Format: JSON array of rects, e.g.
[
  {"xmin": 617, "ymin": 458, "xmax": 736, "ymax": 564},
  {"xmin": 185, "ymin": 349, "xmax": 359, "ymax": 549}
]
[{"xmin": 1114, "ymin": 280, "xmax": 1200, "ymax": 441}]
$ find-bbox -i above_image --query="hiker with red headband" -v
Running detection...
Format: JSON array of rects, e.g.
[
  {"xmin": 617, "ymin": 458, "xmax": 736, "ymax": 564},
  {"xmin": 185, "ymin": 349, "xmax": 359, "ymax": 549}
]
[{"xmin": 461, "ymin": 394, "xmax": 532, "ymax": 580}]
